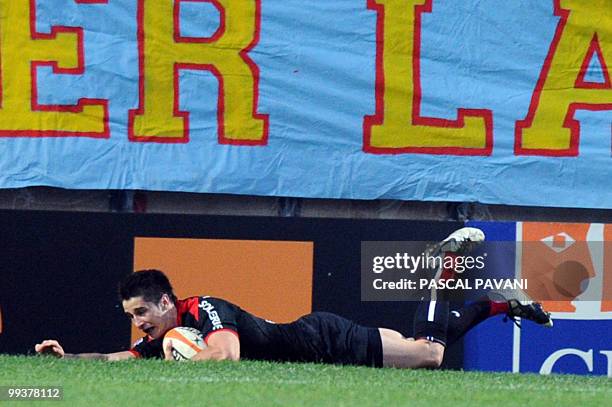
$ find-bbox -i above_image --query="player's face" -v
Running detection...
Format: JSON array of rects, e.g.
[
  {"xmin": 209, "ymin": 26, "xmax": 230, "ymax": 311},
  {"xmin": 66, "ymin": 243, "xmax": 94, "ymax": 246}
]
[{"xmin": 122, "ymin": 295, "xmax": 177, "ymax": 339}]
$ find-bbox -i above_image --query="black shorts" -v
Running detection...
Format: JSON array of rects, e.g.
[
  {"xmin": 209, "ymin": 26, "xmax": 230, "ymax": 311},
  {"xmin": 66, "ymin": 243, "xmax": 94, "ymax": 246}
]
[{"xmin": 280, "ymin": 312, "xmax": 383, "ymax": 367}]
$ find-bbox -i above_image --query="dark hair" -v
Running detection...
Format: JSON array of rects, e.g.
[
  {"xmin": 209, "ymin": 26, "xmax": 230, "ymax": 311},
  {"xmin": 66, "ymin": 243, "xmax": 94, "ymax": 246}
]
[{"xmin": 118, "ymin": 269, "xmax": 178, "ymax": 304}]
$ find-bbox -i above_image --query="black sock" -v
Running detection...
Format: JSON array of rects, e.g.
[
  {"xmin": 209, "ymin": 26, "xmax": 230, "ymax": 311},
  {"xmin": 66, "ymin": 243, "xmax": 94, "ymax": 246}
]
[
  {"xmin": 446, "ymin": 301, "xmax": 491, "ymax": 346},
  {"xmin": 413, "ymin": 291, "xmax": 449, "ymax": 346}
]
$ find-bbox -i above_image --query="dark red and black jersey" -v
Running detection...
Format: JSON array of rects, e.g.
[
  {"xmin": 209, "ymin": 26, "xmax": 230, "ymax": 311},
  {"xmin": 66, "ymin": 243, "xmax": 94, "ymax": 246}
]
[
  {"xmin": 130, "ymin": 296, "xmax": 239, "ymax": 358},
  {"xmin": 131, "ymin": 296, "xmax": 382, "ymax": 367}
]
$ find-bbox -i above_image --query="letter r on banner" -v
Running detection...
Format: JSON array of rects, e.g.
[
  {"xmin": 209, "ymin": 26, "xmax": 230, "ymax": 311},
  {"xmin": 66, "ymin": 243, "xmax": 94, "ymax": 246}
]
[{"xmin": 129, "ymin": 0, "xmax": 268, "ymax": 144}]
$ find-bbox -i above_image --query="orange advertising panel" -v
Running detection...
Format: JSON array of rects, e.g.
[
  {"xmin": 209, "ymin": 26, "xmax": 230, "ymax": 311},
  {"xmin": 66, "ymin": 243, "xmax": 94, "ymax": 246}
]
[
  {"xmin": 521, "ymin": 223, "xmax": 595, "ymax": 312},
  {"xmin": 133, "ymin": 238, "xmax": 313, "ymax": 343}
]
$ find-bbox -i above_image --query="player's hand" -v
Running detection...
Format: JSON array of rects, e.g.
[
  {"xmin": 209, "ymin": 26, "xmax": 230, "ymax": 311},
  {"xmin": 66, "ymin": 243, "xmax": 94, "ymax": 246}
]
[
  {"xmin": 163, "ymin": 339, "xmax": 174, "ymax": 361},
  {"xmin": 35, "ymin": 340, "xmax": 65, "ymax": 358}
]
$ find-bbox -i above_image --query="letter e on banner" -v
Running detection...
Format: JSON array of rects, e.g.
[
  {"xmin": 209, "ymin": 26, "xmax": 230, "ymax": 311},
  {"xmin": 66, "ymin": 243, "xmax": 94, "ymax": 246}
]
[{"xmin": 0, "ymin": 0, "xmax": 109, "ymax": 138}]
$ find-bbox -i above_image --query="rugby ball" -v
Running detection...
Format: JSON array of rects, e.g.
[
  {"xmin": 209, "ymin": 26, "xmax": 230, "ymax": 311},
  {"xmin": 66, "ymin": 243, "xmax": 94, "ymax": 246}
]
[{"xmin": 163, "ymin": 327, "xmax": 206, "ymax": 361}]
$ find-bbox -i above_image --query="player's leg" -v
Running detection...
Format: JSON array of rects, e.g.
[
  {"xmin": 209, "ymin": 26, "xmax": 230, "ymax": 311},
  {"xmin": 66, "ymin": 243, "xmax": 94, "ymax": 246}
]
[
  {"xmin": 379, "ymin": 299, "xmax": 510, "ymax": 368},
  {"xmin": 445, "ymin": 295, "xmax": 552, "ymax": 345},
  {"xmin": 381, "ymin": 294, "xmax": 554, "ymax": 368},
  {"xmin": 436, "ymin": 227, "xmax": 552, "ymax": 342},
  {"xmin": 446, "ymin": 300, "xmax": 493, "ymax": 345},
  {"xmin": 379, "ymin": 328, "xmax": 444, "ymax": 368},
  {"xmin": 380, "ymin": 259, "xmax": 453, "ymax": 368},
  {"xmin": 380, "ymin": 227, "xmax": 486, "ymax": 368},
  {"xmin": 502, "ymin": 296, "xmax": 553, "ymax": 328},
  {"xmin": 380, "ymin": 294, "xmax": 449, "ymax": 368}
]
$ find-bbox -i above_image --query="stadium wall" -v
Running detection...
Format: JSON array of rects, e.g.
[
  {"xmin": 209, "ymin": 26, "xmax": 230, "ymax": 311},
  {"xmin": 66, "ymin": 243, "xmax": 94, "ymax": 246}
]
[
  {"xmin": 0, "ymin": 210, "xmax": 464, "ymax": 368},
  {"xmin": 1, "ymin": 209, "xmax": 610, "ymax": 375}
]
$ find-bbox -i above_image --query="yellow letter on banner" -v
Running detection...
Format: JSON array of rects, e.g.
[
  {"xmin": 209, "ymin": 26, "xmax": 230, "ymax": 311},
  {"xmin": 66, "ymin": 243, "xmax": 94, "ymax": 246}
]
[
  {"xmin": 129, "ymin": 0, "xmax": 268, "ymax": 144},
  {"xmin": 516, "ymin": 0, "xmax": 611, "ymax": 156},
  {"xmin": 0, "ymin": 0, "xmax": 108, "ymax": 137},
  {"xmin": 364, "ymin": 0, "xmax": 492, "ymax": 155}
]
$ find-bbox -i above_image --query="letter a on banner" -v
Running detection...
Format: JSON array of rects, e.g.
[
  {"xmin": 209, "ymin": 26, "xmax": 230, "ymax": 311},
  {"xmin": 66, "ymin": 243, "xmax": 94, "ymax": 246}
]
[
  {"xmin": 0, "ymin": 0, "xmax": 108, "ymax": 137},
  {"xmin": 129, "ymin": 0, "xmax": 268, "ymax": 144},
  {"xmin": 364, "ymin": 0, "xmax": 492, "ymax": 155},
  {"xmin": 516, "ymin": 0, "xmax": 611, "ymax": 156}
]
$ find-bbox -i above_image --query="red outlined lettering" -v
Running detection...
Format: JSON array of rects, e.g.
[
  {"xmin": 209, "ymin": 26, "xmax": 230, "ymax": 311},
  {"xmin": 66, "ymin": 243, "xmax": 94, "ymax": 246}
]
[
  {"xmin": 128, "ymin": 0, "xmax": 268, "ymax": 145},
  {"xmin": 515, "ymin": 0, "xmax": 612, "ymax": 157},
  {"xmin": 0, "ymin": 0, "xmax": 109, "ymax": 138},
  {"xmin": 363, "ymin": 0, "xmax": 493, "ymax": 155},
  {"xmin": 174, "ymin": 0, "xmax": 225, "ymax": 43},
  {"xmin": 575, "ymin": 34, "xmax": 611, "ymax": 90}
]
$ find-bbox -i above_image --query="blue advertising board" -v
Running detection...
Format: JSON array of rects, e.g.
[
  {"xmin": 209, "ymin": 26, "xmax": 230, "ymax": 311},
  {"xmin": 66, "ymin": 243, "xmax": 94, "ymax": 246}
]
[{"xmin": 465, "ymin": 221, "xmax": 612, "ymax": 376}]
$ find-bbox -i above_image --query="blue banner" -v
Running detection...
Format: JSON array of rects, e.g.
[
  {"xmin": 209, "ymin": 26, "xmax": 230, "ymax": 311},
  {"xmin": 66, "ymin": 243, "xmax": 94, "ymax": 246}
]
[{"xmin": 0, "ymin": 1, "xmax": 610, "ymax": 208}]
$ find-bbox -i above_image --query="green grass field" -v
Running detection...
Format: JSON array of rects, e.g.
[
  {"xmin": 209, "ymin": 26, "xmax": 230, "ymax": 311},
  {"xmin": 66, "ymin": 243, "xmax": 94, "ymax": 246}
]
[{"xmin": 0, "ymin": 355, "xmax": 609, "ymax": 406}]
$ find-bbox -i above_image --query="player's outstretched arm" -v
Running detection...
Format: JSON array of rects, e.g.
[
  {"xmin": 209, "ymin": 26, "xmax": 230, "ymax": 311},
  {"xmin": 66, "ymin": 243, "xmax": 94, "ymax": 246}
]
[
  {"xmin": 164, "ymin": 330, "xmax": 240, "ymax": 362},
  {"xmin": 35, "ymin": 339, "xmax": 135, "ymax": 361}
]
